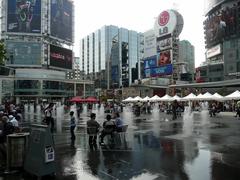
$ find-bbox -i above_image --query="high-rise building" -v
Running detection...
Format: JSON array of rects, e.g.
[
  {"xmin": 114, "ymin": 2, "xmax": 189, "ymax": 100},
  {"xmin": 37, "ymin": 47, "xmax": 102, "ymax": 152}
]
[
  {"xmin": 0, "ymin": 0, "xmax": 94, "ymax": 103},
  {"xmin": 79, "ymin": 25, "xmax": 144, "ymax": 89},
  {"xmin": 196, "ymin": 0, "xmax": 240, "ymax": 83},
  {"xmin": 178, "ymin": 40, "xmax": 195, "ymax": 81}
]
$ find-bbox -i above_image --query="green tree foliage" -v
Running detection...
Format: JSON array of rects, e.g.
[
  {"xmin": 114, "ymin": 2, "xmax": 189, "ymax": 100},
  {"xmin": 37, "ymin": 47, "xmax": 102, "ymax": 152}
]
[{"xmin": 0, "ymin": 40, "xmax": 7, "ymax": 65}]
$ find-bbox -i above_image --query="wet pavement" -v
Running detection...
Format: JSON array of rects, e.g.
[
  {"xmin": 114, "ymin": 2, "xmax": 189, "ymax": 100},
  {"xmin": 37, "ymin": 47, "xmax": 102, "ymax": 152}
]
[{"xmin": 1, "ymin": 106, "xmax": 240, "ymax": 180}]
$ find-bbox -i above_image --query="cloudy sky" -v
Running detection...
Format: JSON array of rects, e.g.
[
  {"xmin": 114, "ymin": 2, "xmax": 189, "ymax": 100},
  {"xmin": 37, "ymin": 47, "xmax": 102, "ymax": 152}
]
[{"xmin": 73, "ymin": 0, "xmax": 206, "ymax": 67}]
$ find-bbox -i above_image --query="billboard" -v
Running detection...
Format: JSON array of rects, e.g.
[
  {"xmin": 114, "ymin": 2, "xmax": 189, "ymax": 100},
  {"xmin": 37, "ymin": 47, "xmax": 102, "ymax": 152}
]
[
  {"xmin": 144, "ymin": 29, "xmax": 156, "ymax": 58},
  {"xmin": 6, "ymin": 41, "xmax": 41, "ymax": 65},
  {"xmin": 156, "ymin": 38, "xmax": 172, "ymax": 52},
  {"xmin": 206, "ymin": 44, "xmax": 221, "ymax": 58},
  {"xmin": 204, "ymin": 2, "xmax": 237, "ymax": 48},
  {"xmin": 51, "ymin": 0, "xmax": 73, "ymax": 42},
  {"xmin": 50, "ymin": 45, "xmax": 72, "ymax": 69},
  {"xmin": 144, "ymin": 56, "xmax": 157, "ymax": 69},
  {"xmin": 7, "ymin": 0, "xmax": 41, "ymax": 33},
  {"xmin": 157, "ymin": 50, "xmax": 171, "ymax": 66},
  {"xmin": 145, "ymin": 64, "xmax": 173, "ymax": 77}
]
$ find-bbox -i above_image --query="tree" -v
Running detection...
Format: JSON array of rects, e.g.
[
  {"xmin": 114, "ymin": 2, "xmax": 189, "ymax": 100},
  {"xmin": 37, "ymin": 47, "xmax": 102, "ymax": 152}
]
[{"xmin": 0, "ymin": 40, "xmax": 7, "ymax": 65}]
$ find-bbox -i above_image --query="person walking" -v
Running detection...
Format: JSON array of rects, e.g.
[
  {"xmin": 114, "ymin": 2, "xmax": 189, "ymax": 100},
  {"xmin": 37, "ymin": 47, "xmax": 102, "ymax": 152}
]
[
  {"xmin": 172, "ymin": 100, "xmax": 178, "ymax": 120},
  {"xmin": 70, "ymin": 111, "xmax": 76, "ymax": 147}
]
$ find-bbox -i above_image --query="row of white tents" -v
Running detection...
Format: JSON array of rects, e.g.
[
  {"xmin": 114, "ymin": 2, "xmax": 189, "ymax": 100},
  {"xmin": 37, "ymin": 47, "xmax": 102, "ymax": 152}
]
[{"xmin": 122, "ymin": 90, "xmax": 240, "ymax": 103}]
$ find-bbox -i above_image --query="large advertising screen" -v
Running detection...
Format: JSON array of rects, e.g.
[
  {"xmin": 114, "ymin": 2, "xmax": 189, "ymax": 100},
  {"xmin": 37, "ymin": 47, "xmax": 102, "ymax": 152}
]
[
  {"xmin": 6, "ymin": 41, "xmax": 41, "ymax": 65},
  {"xmin": 50, "ymin": 45, "xmax": 72, "ymax": 69},
  {"xmin": 204, "ymin": 1, "xmax": 238, "ymax": 48},
  {"xmin": 156, "ymin": 38, "xmax": 172, "ymax": 52},
  {"xmin": 144, "ymin": 56, "xmax": 157, "ymax": 69},
  {"xmin": 204, "ymin": 0, "xmax": 225, "ymax": 14},
  {"xmin": 157, "ymin": 50, "xmax": 171, "ymax": 66},
  {"xmin": 7, "ymin": 0, "xmax": 41, "ymax": 33},
  {"xmin": 51, "ymin": 0, "xmax": 73, "ymax": 42},
  {"xmin": 145, "ymin": 64, "xmax": 173, "ymax": 78}
]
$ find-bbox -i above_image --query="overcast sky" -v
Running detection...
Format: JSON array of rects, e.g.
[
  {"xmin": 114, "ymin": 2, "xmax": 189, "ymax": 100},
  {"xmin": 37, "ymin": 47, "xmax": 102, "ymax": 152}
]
[{"xmin": 73, "ymin": 0, "xmax": 206, "ymax": 67}]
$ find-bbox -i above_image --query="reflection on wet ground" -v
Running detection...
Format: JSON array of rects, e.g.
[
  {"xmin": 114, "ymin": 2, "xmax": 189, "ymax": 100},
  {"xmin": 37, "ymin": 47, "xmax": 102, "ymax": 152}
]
[{"xmin": 1, "ymin": 105, "xmax": 240, "ymax": 180}]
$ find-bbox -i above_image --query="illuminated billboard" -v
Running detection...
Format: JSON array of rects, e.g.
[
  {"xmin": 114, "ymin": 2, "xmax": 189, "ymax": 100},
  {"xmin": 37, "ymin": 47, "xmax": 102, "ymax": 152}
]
[
  {"xmin": 7, "ymin": 0, "xmax": 41, "ymax": 33},
  {"xmin": 204, "ymin": 1, "xmax": 238, "ymax": 48},
  {"xmin": 144, "ymin": 64, "xmax": 173, "ymax": 77},
  {"xmin": 51, "ymin": 0, "xmax": 73, "ymax": 42},
  {"xmin": 144, "ymin": 56, "xmax": 157, "ymax": 69},
  {"xmin": 157, "ymin": 50, "xmax": 171, "ymax": 66},
  {"xmin": 156, "ymin": 38, "xmax": 172, "ymax": 52},
  {"xmin": 50, "ymin": 45, "xmax": 72, "ymax": 69},
  {"xmin": 6, "ymin": 41, "xmax": 41, "ymax": 65}
]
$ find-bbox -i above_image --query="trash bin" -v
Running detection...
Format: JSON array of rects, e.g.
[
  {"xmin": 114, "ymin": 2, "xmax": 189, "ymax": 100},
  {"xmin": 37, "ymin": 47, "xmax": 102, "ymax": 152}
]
[{"xmin": 6, "ymin": 133, "xmax": 29, "ymax": 169}]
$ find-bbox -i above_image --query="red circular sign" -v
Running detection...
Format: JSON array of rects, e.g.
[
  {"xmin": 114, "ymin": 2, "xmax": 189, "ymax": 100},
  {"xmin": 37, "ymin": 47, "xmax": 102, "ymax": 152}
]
[{"xmin": 158, "ymin": 11, "xmax": 170, "ymax": 26}]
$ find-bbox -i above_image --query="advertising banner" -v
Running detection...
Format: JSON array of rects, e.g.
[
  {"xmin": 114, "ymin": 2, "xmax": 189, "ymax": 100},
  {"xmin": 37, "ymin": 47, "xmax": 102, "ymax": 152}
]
[
  {"xmin": 156, "ymin": 38, "xmax": 172, "ymax": 52},
  {"xmin": 6, "ymin": 41, "xmax": 41, "ymax": 65},
  {"xmin": 144, "ymin": 29, "xmax": 156, "ymax": 58},
  {"xmin": 144, "ymin": 64, "xmax": 173, "ymax": 77},
  {"xmin": 51, "ymin": 0, "xmax": 73, "ymax": 42},
  {"xmin": 157, "ymin": 50, "xmax": 171, "ymax": 66},
  {"xmin": 206, "ymin": 44, "xmax": 221, "ymax": 58},
  {"xmin": 50, "ymin": 45, "xmax": 72, "ymax": 69},
  {"xmin": 7, "ymin": 0, "xmax": 41, "ymax": 33},
  {"xmin": 144, "ymin": 56, "xmax": 157, "ymax": 69}
]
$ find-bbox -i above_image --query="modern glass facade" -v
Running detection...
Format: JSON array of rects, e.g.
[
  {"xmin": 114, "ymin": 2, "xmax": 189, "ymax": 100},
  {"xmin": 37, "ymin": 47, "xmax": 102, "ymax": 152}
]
[
  {"xmin": 179, "ymin": 40, "xmax": 195, "ymax": 74},
  {"xmin": 79, "ymin": 25, "xmax": 143, "ymax": 89}
]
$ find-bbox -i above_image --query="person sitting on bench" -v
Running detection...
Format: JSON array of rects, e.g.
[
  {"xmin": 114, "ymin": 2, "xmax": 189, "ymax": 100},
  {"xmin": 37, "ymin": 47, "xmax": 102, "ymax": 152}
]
[
  {"xmin": 114, "ymin": 112, "xmax": 124, "ymax": 132},
  {"xmin": 99, "ymin": 114, "xmax": 116, "ymax": 145}
]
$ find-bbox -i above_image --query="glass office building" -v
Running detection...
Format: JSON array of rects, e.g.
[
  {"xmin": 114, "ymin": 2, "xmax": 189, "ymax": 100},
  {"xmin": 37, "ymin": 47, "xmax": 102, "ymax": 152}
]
[{"xmin": 79, "ymin": 25, "xmax": 144, "ymax": 89}]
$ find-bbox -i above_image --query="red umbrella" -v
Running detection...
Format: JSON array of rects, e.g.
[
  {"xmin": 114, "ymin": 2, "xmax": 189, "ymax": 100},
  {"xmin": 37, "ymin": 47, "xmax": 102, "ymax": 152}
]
[
  {"xmin": 85, "ymin": 97, "xmax": 99, "ymax": 103},
  {"xmin": 69, "ymin": 96, "xmax": 85, "ymax": 102}
]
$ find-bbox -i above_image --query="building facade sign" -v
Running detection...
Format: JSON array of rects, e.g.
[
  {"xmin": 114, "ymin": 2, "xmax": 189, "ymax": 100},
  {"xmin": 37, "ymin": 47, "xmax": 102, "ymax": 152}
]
[
  {"xmin": 144, "ymin": 29, "xmax": 156, "ymax": 58},
  {"xmin": 154, "ymin": 10, "xmax": 177, "ymax": 37},
  {"xmin": 156, "ymin": 38, "xmax": 172, "ymax": 52},
  {"xmin": 206, "ymin": 44, "xmax": 221, "ymax": 58}
]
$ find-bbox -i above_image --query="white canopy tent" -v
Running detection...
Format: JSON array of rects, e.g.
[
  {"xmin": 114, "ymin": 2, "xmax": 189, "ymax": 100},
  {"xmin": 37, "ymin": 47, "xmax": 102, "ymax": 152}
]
[
  {"xmin": 200, "ymin": 92, "xmax": 213, "ymax": 101},
  {"xmin": 141, "ymin": 96, "xmax": 150, "ymax": 102},
  {"xmin": 160, "ymin": 94, "xmax": 173, "ymax": 102},
  {"xmin": 222, "ymin": 90, "xmax": 240, "ymax": 100},
  {"xmin": 182, "ymin": 93, "xmax": 197, "ymax": 101},
  {"xmin": 122, "ymin": 97, "xmax": 134, "ymax": 102},
  {"xmin": 195, "ymin": 93, "xmax": 203, "ymax": 100},
  {"xmin": 149, "ymin": 95, "xmax": 161, "ymax": 102},
  {"xmin": 212, "ymin": 93, "xmax": 224, "ymax": 101},
  {"xmin": 172, "ymin": 95, "xmax": 181, "ymax": 101},
  {"xmin": 132, "ymin": 96, "xmax": 143, "ymax": 102}
]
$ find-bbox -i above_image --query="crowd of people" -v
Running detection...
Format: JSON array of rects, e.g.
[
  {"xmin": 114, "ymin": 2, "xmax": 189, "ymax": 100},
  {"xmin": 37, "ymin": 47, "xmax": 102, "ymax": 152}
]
[{"xmin": 0, "ymin": 103, "xmax": 24, "ymax": 170}]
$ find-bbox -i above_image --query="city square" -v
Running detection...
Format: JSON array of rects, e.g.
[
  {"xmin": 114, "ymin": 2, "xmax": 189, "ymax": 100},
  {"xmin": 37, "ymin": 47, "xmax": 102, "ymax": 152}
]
[
  {"xmin": 1, "ymin": 0, "xmax": 240, "ymax": 179},
  {"xmin": 1, "ymin": 104, "xmax": 240, "ymax": 180}
]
